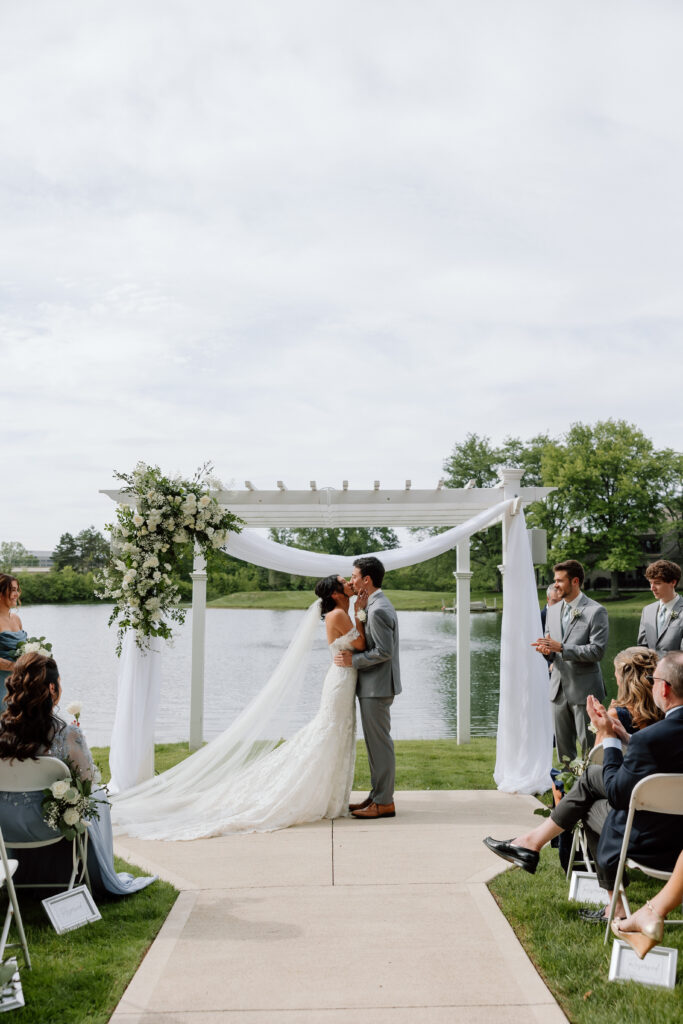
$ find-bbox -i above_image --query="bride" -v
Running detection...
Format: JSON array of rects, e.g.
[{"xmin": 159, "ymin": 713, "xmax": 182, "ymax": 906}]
[{"xmin": 110, "ymin": 575, "xmax": 366, "ymax": 840}]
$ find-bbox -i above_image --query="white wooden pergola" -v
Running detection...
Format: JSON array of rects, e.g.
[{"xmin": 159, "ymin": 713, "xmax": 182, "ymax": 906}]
[{"xmin": 102, "ymin": 468, "xmax": 553, "ymax": 749}]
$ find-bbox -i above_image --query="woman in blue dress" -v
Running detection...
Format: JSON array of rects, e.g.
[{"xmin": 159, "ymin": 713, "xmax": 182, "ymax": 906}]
[
  {"xmin": 0, "ymin": 575, "xmax": 27, "ymax": 706},
  {"xmin": 0, "ymin": 652, "xmax": 156, "ymax": 896}
]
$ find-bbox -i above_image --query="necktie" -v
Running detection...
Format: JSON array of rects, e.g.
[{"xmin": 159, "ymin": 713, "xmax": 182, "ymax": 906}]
[
  {"xmin": 561, "ymin": 603, "xmax": 571, "ymax": 639},
  {"xmin": 658, "ymin": 604, "xmax": 668, "ymax": 635}
]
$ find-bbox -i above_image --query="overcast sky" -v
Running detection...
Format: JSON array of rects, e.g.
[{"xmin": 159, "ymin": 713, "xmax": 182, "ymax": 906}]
[{"xmin": 2, "ymin": 1, "xmax": 682, "ymax": 549}]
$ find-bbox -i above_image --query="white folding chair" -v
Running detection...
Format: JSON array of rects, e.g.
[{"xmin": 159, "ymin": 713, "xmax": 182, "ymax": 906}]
[
  {"xmin": 565, "ymin": 742, "xmax": 605, "ymax": 880},
  {"xmin": 604, "ymin": 772, "xmax": 683, "ymax": 944},
  {"xmin": 0, "ymin": 825, "xmax": 31, "ymax": 969},
  {"xmin": 0, "ymin": 757, "xmax": 89, "ymax": 892}
]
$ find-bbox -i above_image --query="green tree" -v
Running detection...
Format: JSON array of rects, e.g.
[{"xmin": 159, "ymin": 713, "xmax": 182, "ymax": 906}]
[
  {"xmin": 269, "ymin": 527, "xmax": 399, "ymax": 557},
  {"xmin": 0, "ymin": 542, "xmax": 38, "ymax": 573},
  {"xmin": 539, "ymin": 420, "xmax": 673, "ymax": 596},
  {"xmin": 52, "ymin": 527, "xmax": 109, "ymax": 573}
]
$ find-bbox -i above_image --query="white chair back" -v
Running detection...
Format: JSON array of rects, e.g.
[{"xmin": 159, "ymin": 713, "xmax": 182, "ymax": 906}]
[
  {"xmin": 631, "ymin": 773, "xmax": 683, "ymax": 815},
  {"xmin": 0, "ymin": 757, "xmax": 70, "ymax": 792}
]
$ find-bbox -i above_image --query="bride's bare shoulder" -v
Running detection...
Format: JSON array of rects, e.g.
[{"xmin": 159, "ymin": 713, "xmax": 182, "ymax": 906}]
[{"xmin": 325, "ymin": 607, "xmax": 352, "ymax": 643}]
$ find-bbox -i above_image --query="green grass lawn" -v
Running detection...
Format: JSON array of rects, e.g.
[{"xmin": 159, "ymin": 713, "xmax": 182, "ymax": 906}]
[
  {"xmin": 489, "ymin": 850, "xmax": 683, "ymax": 1023},
  {"xmin": 9, "ymin": 736, "xmax": 678, "ymax": 1023},
  {"xmin": 1, "ymin": 866, "xmax": 177, "ymax": 1024},
  {"xmin": 207, "ymin": 586, "xmax": 654, "ymax": 613}
]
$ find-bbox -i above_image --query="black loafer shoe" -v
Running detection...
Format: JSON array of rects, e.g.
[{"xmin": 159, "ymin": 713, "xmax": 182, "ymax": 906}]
[
  {"xmin": 483, "ymin": 837, "xmax": 539, "ymax": 874},
  {"xmin": 578, "ymin": 907, "xmax": 609, "ymax": 923}
]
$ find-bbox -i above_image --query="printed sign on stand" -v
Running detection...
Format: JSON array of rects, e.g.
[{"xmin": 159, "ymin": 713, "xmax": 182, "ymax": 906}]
[
  {"xmin": 42, "ymin": 885, "xmax": 101, "ymax": 935},
  {"xmin": 609, "ymin": 940, "xmax": 678, "ymax": 989},
  {"xmin": 568, "ymin": 870, "xmax": 610, "ymax": 906}
]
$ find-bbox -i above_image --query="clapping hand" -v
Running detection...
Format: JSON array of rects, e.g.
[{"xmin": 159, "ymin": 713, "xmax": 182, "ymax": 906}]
[{"xmin": 587, "ymin": 694, "xmax": 618, "ymax": 743}]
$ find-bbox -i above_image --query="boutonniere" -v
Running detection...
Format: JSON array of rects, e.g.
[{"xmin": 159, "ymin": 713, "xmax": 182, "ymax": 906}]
[
  {"xmin": 671, "ymin": 611, "xmax": 679, "ymax": 622},
  {"xmin": 570, "ymin": 608, "xmax": 582, "ymax": 622},
  {"xmin": 356, "ymin": 608, "xmax": 367, "ymax": 623}
]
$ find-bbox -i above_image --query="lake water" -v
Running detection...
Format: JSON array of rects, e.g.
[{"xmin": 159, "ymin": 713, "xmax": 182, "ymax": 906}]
[{"xmin": 20, "ymin": 604, "xmax": 638, "ymax": 747}]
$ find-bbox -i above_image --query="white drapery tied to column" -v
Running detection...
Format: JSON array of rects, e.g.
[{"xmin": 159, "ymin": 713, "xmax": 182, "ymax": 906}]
[
  {"xmin": 494, "ymin": 508, "xmax": 553, "ymax": 794},
  {"xmin": 108, "ymin": 633, "xmax": 162, "ymax": 794},
  {"xmin": 222, "ymin": 499, "xmax": 513, "ymax": 574}
]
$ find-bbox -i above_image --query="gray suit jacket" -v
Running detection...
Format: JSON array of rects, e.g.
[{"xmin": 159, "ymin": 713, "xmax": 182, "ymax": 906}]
[
  {"xmin": 351, "ymin": 590, "xmax": 402, "ymax": 699},
  {"xmin": 547, "ymin": 593, "xmax": 608, "ymax": 705},
  {"xmin": 637, "ymin": 595, "xmax": 683, "ymax": 654}
]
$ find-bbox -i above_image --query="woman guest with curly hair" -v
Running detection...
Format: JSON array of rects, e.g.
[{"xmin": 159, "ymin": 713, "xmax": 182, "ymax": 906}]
[
  {"xmin": 0, "ymin": 575, "xmax": 27, "ymax": 705},
  {"xmin": 0, "ymin": 652, "xmax": 156, "ymax": 895}
]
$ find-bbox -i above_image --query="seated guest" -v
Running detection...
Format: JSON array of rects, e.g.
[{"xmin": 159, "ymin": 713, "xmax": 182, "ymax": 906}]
[
  {"xmin": 0, "ymin": 652, "xmax": 156, "ymax": 896},
  {"xmin": 638, "ymin": 559, "xmax": 683, "ymax": 655},
  {"xmin": 483, "ymin": 650, "xmax": 683, "ymax": 923},
  {"xmin": 612, "ymin": 848, "xmax": 683, "ymax": 958},
  {"xmin": 608, "ymin": 646, "xmax": 663, "ymax": 734}
]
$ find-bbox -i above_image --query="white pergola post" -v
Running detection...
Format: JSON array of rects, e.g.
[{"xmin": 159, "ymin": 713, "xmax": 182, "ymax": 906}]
[
  {"xmin": 189, "ymin": 545, "xmax": 207, "ymax": 751},
  {"xmin": 455, "ymin": 539, "xmax": 473, "ymax": 744}
]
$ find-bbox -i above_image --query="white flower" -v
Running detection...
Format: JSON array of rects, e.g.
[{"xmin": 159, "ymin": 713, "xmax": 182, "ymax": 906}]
[
  {"xmin": 199, "ymin": 495, "xmax": 211, "ymax": 507},
  {"xmin": 133, "ymin": 514, "xmax": 144, "ymax": 527},
  {"xmin": 51, "ymin": 779, "xmax": 70, "ymax": 798},
  {"xmin": 356, "ymin": 608, "xmax": 367, "ymax": 623},
  {"xmin": 587, "ymin": 722, "xmax": 598, "ymax": 734},
  {"xmin": 63, "ymin": 807, "xmax": 80, "ymax": 826},
  {"xmin": 65, "ymin": 788, "xmax": 80, "ymax": 805},
  {"xmin": 66, "ymin": 701, "xmax": 82, "ymax": 717},
  {"xmin": 143, "ymin": 554, "xmax": 159, "ymax": 568}
]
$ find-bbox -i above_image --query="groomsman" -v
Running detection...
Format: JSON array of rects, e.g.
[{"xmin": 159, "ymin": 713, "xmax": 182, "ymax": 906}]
[
  {"xmin": 638, "ymin": 559, "xmax": 683, "ymax": 655},
  {"xmin": 533, "ymin": 559, "xmax": 608, "ymax": 762}
]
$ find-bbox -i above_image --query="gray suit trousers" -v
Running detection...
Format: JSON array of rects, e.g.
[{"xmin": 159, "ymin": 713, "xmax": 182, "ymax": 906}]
[
  {"xmin": 553, "ymin": 693, "xmax": 596, "ymax": 762},
  {"xmin": 551, "ymin": 765, "xmax": 612, "ymax": 888},
  {"xmin": 359, "ymin": 696, "xmax": 395, "ymax": 805}
]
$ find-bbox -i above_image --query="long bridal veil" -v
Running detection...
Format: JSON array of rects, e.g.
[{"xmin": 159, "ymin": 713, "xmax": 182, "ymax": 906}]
[{"xmin": 110, "ymin": 599, "xmax": 323, "ymax": 836}]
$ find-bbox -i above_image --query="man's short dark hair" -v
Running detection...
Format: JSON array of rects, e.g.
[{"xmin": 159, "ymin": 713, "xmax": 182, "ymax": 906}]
[
  {"xmin": 353, "ymin": 556, "xmax": 385, "ymax": 588},
  {"xmin": 554, "ymin": 559, "xmax": 585, "ymax": 587},
  {"xmin": 645, "ymin": 559, "xmax": 681, "ymax": 586},
  {"xmin": 659, "ymin": 652, "xmax": 683, "ymax": 700}
]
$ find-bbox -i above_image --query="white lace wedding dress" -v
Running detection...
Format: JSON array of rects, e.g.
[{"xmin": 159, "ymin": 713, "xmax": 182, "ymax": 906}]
[{"xmin": 111, "ymin": 622, "xmax": 358, "ymax": 840}]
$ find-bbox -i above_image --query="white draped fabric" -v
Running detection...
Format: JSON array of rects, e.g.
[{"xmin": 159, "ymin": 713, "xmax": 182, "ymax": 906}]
[
  {"xmin": 222, "ymin": 499, "xmax": 513, "ymax": 574},
  {"xmin": 108, "ymin": 633, "xmax": 162, "ymax": 794},
  {"xmin": 494, "ymin": 509, "xmax": 553, "ymax": 794},
  {"xmin": 108, "ymin": 494, "xmax": 552, "ymax": 798}
]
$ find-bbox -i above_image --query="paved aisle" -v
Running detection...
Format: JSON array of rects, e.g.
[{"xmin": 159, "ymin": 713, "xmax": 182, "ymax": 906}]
[{"xmin": 111, "ymin": 791, "xmax": 567, "ymax": 1023}]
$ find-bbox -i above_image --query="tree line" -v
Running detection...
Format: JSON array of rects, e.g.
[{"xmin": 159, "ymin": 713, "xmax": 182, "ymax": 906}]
[{"xmin": 3, "ymin": 419, "xmax": 680, "ymax": 602}]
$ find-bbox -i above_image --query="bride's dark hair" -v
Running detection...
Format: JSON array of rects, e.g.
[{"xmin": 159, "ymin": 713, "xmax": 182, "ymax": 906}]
[{"xmin": 315, "ymin": 575, "xmax": 344, "ymax": 618}]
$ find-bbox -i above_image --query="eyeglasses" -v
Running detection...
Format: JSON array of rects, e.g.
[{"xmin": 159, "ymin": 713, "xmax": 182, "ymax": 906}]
[{"xmin": 645, "ymin": 675, "xmax": 669, "ymax": 686}]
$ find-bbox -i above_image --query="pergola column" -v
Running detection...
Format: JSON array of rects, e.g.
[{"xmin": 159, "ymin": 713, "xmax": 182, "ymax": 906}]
[
  {"xmin": 189, "ymin": 545, "xmax": 207, "ymax": 751},
  {"xmin": 499, "ymin": 468, "xmax": 525, "ymax": 569},
  {"xmin": 455, "ymin": 540, "xmax": 473, "ymax": 744}
]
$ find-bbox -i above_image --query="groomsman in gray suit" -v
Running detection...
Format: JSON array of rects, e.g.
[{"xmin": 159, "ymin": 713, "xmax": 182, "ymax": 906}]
[
  {"xmin": 334, "ymin": 556, "xmax": 401, "ymax": 819},
  {"xmin": 637, "ymin": 559, "xmax": 683, "ymax": 655},
  {"xmin": 533, "ymin": 559, "xmax": 608, "ymax": 763}
]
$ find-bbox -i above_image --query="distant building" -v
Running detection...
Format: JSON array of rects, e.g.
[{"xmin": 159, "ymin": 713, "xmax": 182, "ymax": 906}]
[{"xmin": 12, "ymin": 549, "xmax": 54, "ymax": 574}]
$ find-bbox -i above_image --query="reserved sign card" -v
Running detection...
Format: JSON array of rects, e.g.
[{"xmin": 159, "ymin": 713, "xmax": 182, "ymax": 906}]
[
  {"xmin": 609, "ymin": 940, "xmax": 678, "ymax": 989},
  {"xmin": 568, "ymin": 870, "xmax": 610, "ymax": 906},
  {"xmin": 42, "ymin": 885, "xmax": 101, "ymax": 935}
]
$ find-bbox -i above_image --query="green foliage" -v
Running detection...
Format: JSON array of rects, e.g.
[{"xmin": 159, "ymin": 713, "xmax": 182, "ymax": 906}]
[
  {"xmin": 535, "ymin": 420, "xmax": 677, "ymax": 593},
  {"xmin": 0, "ymin": 541, "xmax": 37, "ymax": 572},
  {"xmin": 52, "ymin": 526, "xmax": 109, "ymax": 573},
  {"xmin": 15, "ymin": 568, "xmax": 98, "ymax": 603},
  {"xmin": 269, "ymin": 526, "xmax": 399, "ymax": 555}
]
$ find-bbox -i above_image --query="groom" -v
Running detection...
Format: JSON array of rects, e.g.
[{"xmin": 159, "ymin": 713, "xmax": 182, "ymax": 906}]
[{"xmin": 334, "ymin": 556, "xmax": 401, "ymax": 819}]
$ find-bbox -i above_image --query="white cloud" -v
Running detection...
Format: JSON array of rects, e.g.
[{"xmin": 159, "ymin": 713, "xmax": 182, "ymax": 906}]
[{"xmin": 1, "ymin": 1, "xmax": 682, "ymax": 547}]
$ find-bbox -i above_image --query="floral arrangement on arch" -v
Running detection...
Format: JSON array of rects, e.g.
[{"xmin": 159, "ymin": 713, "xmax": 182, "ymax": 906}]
[{"xmin": 96, "ymin": 462, "xmax": 242, "ymax": 653}]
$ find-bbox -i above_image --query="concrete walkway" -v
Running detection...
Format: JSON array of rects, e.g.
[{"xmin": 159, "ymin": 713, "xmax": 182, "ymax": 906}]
[{"xmin": 111, "ymin": 791, "xmax": 567, "ymax": 1023}]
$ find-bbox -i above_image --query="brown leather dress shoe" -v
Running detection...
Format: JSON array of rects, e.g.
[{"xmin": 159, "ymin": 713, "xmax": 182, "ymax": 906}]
[
  {"xmin": 351, "ymin": 801, "xmax": 396, "ymax": 819},
  {"xmin": 348, "ymin": 795, "xmax": 373, "ymax": 812}
]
